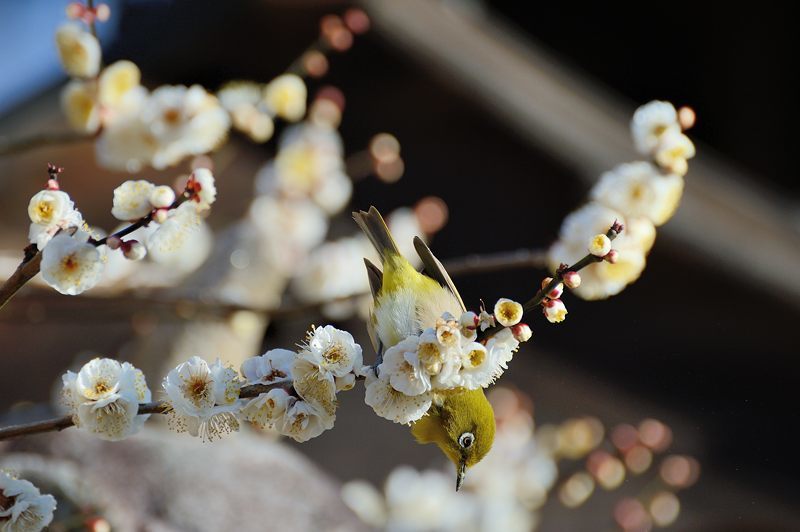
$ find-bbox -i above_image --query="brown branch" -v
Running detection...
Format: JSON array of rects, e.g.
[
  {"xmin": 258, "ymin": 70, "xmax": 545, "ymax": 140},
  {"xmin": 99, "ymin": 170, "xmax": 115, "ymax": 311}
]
[
  {"xmin": 0, "ymin": 383, "xmax": 283, "ymax": 442},
  {"xmin": 0, "ymin": 249, "xmax": 42, "ymax": 311},
  {"xmin": 0, "ymin": 130, "xmax": 90, "ymax": 157}
]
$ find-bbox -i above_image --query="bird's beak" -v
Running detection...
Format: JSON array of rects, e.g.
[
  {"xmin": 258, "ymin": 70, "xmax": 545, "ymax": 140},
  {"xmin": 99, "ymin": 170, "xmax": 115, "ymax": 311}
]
[{"xmin": 456, "ymin": 460, "xmax": 467, "ymax": 491}]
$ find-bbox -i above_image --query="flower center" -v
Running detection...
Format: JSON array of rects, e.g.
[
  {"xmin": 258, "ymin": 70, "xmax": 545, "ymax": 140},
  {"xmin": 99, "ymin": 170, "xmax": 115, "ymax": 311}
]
[
  {"xmin": 61, "ymin": 253, "xmax": 79, "ymax": 272},
  {"xmin": 37, "ymin": 201, "xmax": 54, "ymax": 220},
  {"xmin": 182, "ymin": 374, "xmax": 211, "ymax": 407},
  {"xmin": 469, "ymin": 349, "xmax": 485, "ymax": 367},
  {"xmin": 163, "ymin": 108, "xmax": 181, "ymax": 125},
  {"xmin": 323, "ymin": 344, "xmax": 345, "ymax": 364},
  {"xmin": 94, "ymin": 380, "xmax": 110, "ymax": 395}
]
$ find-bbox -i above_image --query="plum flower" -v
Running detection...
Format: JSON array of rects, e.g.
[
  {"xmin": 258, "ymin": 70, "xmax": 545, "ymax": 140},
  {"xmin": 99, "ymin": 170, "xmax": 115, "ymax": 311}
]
[
  {"xmin": 40, "ymin": 233, "xmax": 105, "ymax": 295},
  {"xmin": 263, "ymin": 74, "xmax": 307, "ymax": 121},
  {"xmin": 55, "ymin": 23, "xmax": 100, "ymax": 78},
  {"xmin": 111, "ymin": 179, "xmax": 156, "ymax": 221},
  {"xmin": 279, "ymin": 398, "xmax": 334, "ymax": 442},
  {"xmin": 61, "ymin": 357, "xmax": 151, "ymax": 441},
  {"xmin": 162, "ymin": 356, "xmax": 241, "ymax": 441},
  {"xmin": 0, "ymin": 471, "xmax": 57, "ymax": 532},
  {"xmin": 364, "ymin": 367, "xmax": 432, "ymax": 425}
]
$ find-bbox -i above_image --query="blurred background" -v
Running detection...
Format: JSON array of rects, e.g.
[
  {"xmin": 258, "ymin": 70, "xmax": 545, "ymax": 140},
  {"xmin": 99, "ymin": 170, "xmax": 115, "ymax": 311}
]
[{"xmin": 1, "ymin": 1, "xmax": 798, "ymax": 530}]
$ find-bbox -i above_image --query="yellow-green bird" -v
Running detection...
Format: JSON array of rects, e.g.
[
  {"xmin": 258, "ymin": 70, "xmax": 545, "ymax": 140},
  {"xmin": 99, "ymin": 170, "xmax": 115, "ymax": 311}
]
[{"xmin": 353, "ymin": 206, "xmax": 495, "ymax": 491}]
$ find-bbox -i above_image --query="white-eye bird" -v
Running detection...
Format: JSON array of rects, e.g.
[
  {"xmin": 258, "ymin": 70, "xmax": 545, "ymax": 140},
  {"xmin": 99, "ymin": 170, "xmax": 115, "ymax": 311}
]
[{"xmin": 353, "ymin": 206, "xmax": 495, "ymax": 490}]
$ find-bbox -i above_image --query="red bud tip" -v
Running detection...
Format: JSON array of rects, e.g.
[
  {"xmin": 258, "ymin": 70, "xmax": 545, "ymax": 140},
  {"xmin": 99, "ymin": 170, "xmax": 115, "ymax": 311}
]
[
  {"xmin": 106, "ymin": 236, "xmax": 122, "ymax": 250},
  {"xmin": 511, "ymin": 323, "xmax": 532, "ymax": 342},
  {"xmin": 46, "ymin": 179, "xmax": 60, "ymax": 190},
  {"xmin": 610, "ymin": 220, "xmax": 625, "ymax": 234}
]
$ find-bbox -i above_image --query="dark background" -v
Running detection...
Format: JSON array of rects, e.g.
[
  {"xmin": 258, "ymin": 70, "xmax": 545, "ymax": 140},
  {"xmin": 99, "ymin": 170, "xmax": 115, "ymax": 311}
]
[{"xmin": 2, "ymin": 1, "xmax": 798, "ymax": 530}]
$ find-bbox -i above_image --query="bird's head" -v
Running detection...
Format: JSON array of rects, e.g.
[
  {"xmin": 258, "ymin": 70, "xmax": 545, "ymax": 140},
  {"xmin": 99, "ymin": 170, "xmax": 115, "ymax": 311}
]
[{"xmin": 411, "ymin": 388, "xmax": 496, "ymax": 491}]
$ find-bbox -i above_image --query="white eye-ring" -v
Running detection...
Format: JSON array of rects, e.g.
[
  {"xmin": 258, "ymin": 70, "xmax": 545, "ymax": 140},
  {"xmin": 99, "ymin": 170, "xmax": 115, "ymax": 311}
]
[{"xmin": 459, "ymin": 432, "xmax": 475, "ymax": 449}]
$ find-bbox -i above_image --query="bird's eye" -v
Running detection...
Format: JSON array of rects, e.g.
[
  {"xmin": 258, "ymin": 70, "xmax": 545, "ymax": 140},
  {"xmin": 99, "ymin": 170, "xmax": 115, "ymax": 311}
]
[{"xmin": 458, "ymin": 432, "xmax": 475, "ymax": 449}]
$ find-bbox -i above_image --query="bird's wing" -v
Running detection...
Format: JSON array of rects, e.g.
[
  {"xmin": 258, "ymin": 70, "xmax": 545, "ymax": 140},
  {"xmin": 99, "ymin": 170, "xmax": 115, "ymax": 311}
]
[
  {"xmin": 363, "ymin": 258, "xmax": 384, "ymax": 356},
  {"xmin": 353, "ymin": 206, "xmax": 400, "ymax": 261},
  {"xmin": 413, "ymin": 236, "xmax": 466, "ymax": 312}
]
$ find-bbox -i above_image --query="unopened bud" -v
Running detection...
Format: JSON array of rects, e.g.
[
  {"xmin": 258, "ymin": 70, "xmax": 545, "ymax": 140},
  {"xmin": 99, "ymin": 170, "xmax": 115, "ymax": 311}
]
[
  {"xmin": 46, "ymin": 179, "xmax": 60, "ymax": 190},
  {"xmin": 459, "ymin": 311, "xmax": 479, "ymax": 329},
  {"xmin": 589, "ymin": 234, "xmax": 612, "ymax": 257},
  {"xmin": 511, "ymin": 323, "xmax": 532, "ymax": 342},
  {"xmin": 543, "ymin": 298, "xmax": 568, "ymax": 324},
  {"xmin": 678, "ymin": 106, "xmax": 696, "ymax": 130},
  {"xmin": 541, "ymin": 277, "xmax": 564, "ymax": 299},
  {"xmin": 66, "ymin": 2, "xmax": 84, "ymax": 19},
  {"xmin": 122, "ymin": 240, "xmax": 146, "ymax": 261},
  {"xmin": 149, "ymin": 185, "xmax": 176, "ymax": 209},
  {"xmin": 611, "ymin": 220, "xmax": 625, "ymax": 234},
  {"xmin": 604, "ymin": 249, "xmax": 619, "ymax": 264},
  {"xmin": 154, "ymin": 208, "xmax": 169, "ymax": 224},
  {"xmin": 563, "ymin": 271, "xmax": 582, "ymax": 289},
  {"xmin": 106, "ymin": 235, "xmax": 122, "ymax": 250},
  {"xmin": 95, "ymin": 4, "xmax": 111, "ymax": 22}
]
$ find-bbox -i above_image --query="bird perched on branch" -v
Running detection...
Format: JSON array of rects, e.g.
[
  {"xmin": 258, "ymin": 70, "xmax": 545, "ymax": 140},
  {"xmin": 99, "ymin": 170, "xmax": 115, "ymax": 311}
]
[{"xmin": 354, "ymin": 206, "xmax": 495, "ymax": 490}]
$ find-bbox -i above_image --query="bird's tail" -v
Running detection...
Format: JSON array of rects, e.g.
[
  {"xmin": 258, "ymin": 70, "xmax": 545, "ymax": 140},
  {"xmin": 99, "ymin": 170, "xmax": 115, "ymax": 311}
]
[{"xmin": 353, "ymin": 206, "xmax": 400, "ymax": 261}]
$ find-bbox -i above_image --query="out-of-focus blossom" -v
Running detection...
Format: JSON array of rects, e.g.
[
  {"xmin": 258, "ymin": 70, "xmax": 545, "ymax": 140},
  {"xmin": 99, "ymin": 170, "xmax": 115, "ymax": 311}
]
[
  {"xmin": 146, "ymin": 202, "xmax": 202, "ymax": 257},
  {"xmin": 630, "ymin": 100, "xmax": 679, "ymax": 155},
  {"xmin": 218, "ymin": 81, "xmax": 275, "ymax": 142},
  {"xmin": 97, "ymin": 60, "xmax": 143, "ymax": 111},
  {"xmin": 55, "ymin": 23, "xmax": 101, "ymax": 78},
  {"xmin": 40, "ymin": 233, "xmax": 105, "ymax": 295},
  {"xmin": 0, "ymin": 470, "xmax": 57, "ymax": 532},
  {"xmin": 263, "ymin": 74, "xmax": 307, "ymax": 121},
  {"xmin": 187, "ymin": 168, "xmax": 217, "ymax": 211},
  {"xmin": 591, "ymin": 162, "xmax": 684, "ymax": 226},
  {"xmin": 654, "ymin": 129, "xmax": 696, "ymax": 177},
  {"xmin": 61, "ymin": 357, "xmax": 151, "ymax": 441},
  {"xmin": 61, "ymin": 80, "xmax": 101, "ymax": 133}
]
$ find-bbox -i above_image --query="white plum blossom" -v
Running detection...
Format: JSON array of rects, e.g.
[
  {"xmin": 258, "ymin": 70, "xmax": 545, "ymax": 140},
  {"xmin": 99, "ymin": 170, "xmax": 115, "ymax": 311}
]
[
  {"xmin": 631, "ymin": 100, "xmax": 680, "ymax": 155},
  {"xmin": 55, "ymin": 23, "xmax": 100, "ymax": 78},
  {"xmin": 187, "ymin": 168, "xmax": 217, "ymax": 211},
  {"xmin": 111, "ymin": 179, "xmax": 156, "ymax": 221},
  {"xmin": 0, "ymin": 471, "xmax": 57, "ymax": 532},
  {"xmin": 27, "ymin": 189, "xmax": 76, "ymax": 227},
  {"xmin": 217, "ymin": 81, "xmax": 275, "ymax": 142},
  {"xmin": 591, "ymin": 162, "xmax": 684, "ymax": 226},
  {"xmin": 61, "ymin": 357, "xmax": 151, "ymax": 441},
  {"xmin": 298, "ymin": 325, "xmax": 363, "ymax": 380},
  {"xmin": 364, "ymin": 367, "xmax": 433, "ymax": 425},
  {"xmin": 97, "ymin": 60, "xmax": 144, "ymax": 113},
  {"xmin": 149, "ymin": 185, "xmax": 176, "ymax": 209},
  {"xmin": 291, "ymin": 357, "xmax": 338, "ymax": 418},
  {"xmin": 263, "ymin": 74, "xmax": 307, "ymax": 121},
  {"xmin": 381, "ymin": 336, "xmax": 431, "ymax": 396},
  {"xmin": 493, "ymin": 298, "xmax": 523, "ymax": 327},
  {"xmin": 279, "ymin": 398, "xmax": 334, "ymax": 442},
  {"xmin": 588, "ymin": 233, "xmax": 612, "ymax": 257},
  {"xmin": 484, "ymin": 328, "xmax": 519, "ymax": 377},
  {"xmin": 548, "ymin": 202, "xmax": 651, "ymax": 300},
  {"xmin": 241, "ymin": 387, "xmax": 292, "ymax": 430},
  {"xmin": 241, "ymin": 349, "xmax": 295, "ymax": 386},
  {"xmin": 458, "ymin": 342, "xmax": 497, "ymax": 389},
  {"xmin": 162, "ymin": 356, "xmax": 241, "ymax": 441},
  {"xmin": 40, "ymin": 233, "xmax": 105, "ymax": 295}
]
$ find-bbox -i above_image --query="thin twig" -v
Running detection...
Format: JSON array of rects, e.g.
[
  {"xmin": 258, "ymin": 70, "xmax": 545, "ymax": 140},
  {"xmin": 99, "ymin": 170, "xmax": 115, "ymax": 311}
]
[
  {"xmin": 0, "ymin": 249, "xmax": 42, "ymax": 312},
  {"xmin": 0, "ymin": 131, "xmax": 90, "ymax": 157},
  {"xmin": 0, "ymin": 383, "xmax": 282, "ymax": 441}
]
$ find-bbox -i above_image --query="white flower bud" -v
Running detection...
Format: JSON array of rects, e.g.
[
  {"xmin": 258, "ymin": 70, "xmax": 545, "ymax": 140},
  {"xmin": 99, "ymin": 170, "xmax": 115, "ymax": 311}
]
[
  {"xmin": 494, "ymin": 298, "xmax": 523, "ymax": 327},
  {"xmin": 122, "ymin": 240, "xmax": 146, "ymax": 261},
  {"xmin": 588, "ymin": 234, "xmax": 612, "ymax": 257},
  {"xmin": 543, "ymin": 299, "xmax": 568, "ymax": 324},
  {"xmin": 154, "ymin": 208, "xmax": 169, "ymax": 223},
  {"xmin": 149, "ymin": 185, "xmax": 176, "ymax": 208},
  {"xmin": 511, "ymin": 323, "xmax": 532, "ymax": 342},
  {"xmin": 563, "ymin": 271, "xmax": 582, "ymax": 289}
]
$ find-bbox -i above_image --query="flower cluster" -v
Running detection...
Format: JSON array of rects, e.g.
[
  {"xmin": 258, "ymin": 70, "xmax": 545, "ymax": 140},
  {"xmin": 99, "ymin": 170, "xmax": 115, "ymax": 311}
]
[
  {"xmin": 29, "ymin": 167, "xmax": 217, "ymax": 295},
  {"xmin": 365, "ymin": 302, "xmax": 529, "ymax": 425},
  {"xmin": 548, "ymin": 101, "xmax": 695, "ymax": 300},
  {"xmin": 61, "ymin": 357, "xmax": 151, "ymax": 441},
  {"xmin": 156, "ymin": 326, "xmax": 362, "ymax": 443},
  {"xmin": 218, "ymin": 74, "xmax": 307, "ymax": 142},
  {"xmin": 0, "ymin": 470, "xmax": 57, "ymax": 532}
]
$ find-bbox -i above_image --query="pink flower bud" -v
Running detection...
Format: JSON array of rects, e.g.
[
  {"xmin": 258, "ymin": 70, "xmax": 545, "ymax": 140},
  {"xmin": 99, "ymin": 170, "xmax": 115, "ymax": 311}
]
[
  {"xmin": 46, "ymin": 179, "xmax": 60, "ymax": 190},
  {"xmin": 122, "ymin": 240, "xmax": 146, "ymax": 261},
  {"xmin": 459, "ymin": 311, "xmax": 479, "ymax": 329},
  {"xmin": 604, "ymin": 249, "xmax": 619, "ymax": 264},
  {"xmin": 563, "ymin": 271, "xmax": 582, "ymax": 289},
  {"xmin": 541, "ymin": 277, "xmax": 564, "ymax": 299},
  {"xmin": 511, "ymin": 323, "xmax": 532, "ymax": 342},
  {"xmin": 66, "ymin": 3, "xmax": 84, "ymax": 19},
  {"xmin": 106, "ymin": 235, "xmax": 122, "ymax": 250}
]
